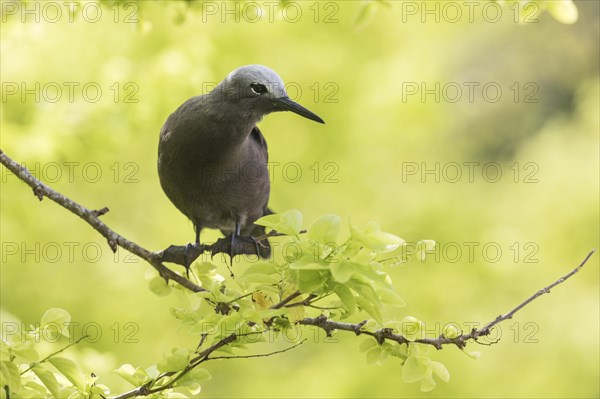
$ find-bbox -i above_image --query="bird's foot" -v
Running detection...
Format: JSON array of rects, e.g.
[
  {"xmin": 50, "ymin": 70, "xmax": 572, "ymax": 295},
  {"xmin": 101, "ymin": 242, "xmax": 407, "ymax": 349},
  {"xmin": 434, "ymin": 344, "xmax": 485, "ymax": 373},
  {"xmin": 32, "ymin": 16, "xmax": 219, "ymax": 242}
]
[
  {"xmin": 211, "ymin": 234, "xmax": 264, "ymax": 264},
  {"xmin": 160, "ymin": 243, "xmax": 206, "ymax": 277},
  {"xmin": 252, "ymin": 236, "xmax": 271, "ymax": 259}
]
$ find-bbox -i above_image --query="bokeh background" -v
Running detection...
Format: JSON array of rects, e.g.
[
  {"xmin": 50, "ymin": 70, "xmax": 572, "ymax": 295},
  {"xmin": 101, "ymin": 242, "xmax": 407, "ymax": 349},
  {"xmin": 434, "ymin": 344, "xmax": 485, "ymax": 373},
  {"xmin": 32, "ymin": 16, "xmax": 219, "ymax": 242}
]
[{"xmin": 1, "ymin": 0, "xmax": 598, "ymax": 397}]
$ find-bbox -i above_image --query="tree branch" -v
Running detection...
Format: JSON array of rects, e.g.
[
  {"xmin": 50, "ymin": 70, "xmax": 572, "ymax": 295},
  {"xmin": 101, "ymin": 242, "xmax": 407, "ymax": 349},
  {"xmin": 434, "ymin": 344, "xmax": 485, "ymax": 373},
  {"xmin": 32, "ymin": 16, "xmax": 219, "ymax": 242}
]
[
  {"xmin": 111, "ymin": 333, "xmax": 239, "ymax": 399},
  {"xmin": 299, "ymin": 249, "xmax": 595, "ymax": 350},
  {"xmin": 111, "ymin": 330, "xmax": 287, "ymax": 399},
  {"xmin": 0, "ymin": 149, "xmax": 205, "ymax": 293},
  {"xmin": 477, "ymin": 249, "xmax": 595, "ymax": 335}
]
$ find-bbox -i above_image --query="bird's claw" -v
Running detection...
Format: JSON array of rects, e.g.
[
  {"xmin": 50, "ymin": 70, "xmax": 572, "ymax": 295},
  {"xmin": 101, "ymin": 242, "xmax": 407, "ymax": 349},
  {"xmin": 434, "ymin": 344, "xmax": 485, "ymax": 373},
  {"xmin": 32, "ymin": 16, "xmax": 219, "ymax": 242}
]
[
  {"xmin": 211, "ymin": 234, "xmax": 263, "ymax": 263},
  {"xmin": 160, "ymin": 243, "xmax": 205, "ymax": 276}
]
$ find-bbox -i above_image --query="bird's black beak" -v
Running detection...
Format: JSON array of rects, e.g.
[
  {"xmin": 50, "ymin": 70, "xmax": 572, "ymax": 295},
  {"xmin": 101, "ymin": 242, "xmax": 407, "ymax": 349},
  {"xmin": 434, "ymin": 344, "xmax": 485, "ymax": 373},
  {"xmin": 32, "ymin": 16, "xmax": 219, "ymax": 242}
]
[{"xmin": 274, "ymin": 96, "xmax": 325, "ymax": 124}]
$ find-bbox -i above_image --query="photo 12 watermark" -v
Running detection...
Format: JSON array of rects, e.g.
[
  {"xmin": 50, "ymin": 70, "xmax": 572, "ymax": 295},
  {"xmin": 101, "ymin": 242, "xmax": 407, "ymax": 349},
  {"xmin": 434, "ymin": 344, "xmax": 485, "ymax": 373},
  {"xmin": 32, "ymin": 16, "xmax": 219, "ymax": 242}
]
[
  {"xmin": 0, "ymin": 161, "xmax": 141, "ymax": 185},
  {"xmin": 401, "ymin": 81, "xmax": 539, "ymax": 104},
  {"xmin": 199, "ymin": 1, "xmax": 340, "ymax": 24},
  {"xmin": 2, "ymin": 320, "xmax": 140, "ymax": 344},
  {"xmin": 1, "ymin": 81, "xmax": 139, "ymax": 104},
  {"xmin": 1, "ymin": 1, "xmax": 139, "ymax": 24},
  {"xmin": 400, "ymin": 161, "xmax": 540, "ymax": 184},
  {"xmin": 1, "ymin": 242, "xmax": 139, "ymax": 265},
  {"xmin": 398, "ymin": 1, "xmax": 541, "ymax": 24}
]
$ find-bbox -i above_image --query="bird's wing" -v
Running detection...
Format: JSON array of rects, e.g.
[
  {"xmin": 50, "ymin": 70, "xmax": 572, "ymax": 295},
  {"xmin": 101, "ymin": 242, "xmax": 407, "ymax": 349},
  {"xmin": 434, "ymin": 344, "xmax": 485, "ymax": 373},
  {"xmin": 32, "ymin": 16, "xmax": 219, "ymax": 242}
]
[{"xmin": 250, "ymin": 125, "xmax": 268, "ymax": 162}]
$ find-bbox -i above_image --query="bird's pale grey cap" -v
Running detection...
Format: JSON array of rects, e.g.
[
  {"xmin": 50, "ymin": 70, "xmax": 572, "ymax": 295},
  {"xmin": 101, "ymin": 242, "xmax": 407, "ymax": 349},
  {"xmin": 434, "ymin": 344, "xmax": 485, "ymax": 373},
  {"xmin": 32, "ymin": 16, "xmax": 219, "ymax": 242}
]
[{"xmin": 225, "ymin": 64, "xmax": 287, "ymax": 98}]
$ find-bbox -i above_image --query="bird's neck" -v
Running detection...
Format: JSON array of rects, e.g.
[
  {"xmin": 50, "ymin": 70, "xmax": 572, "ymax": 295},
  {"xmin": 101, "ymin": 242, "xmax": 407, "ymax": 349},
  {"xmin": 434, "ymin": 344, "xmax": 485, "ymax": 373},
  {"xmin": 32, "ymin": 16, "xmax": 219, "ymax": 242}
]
[
  {"xmin": 206, "ymin": 94, "xmax": 263, "ymax": 145},
  {"xmin": 170, "ymin": 100, "xmax": 258, "ymax": 164}
]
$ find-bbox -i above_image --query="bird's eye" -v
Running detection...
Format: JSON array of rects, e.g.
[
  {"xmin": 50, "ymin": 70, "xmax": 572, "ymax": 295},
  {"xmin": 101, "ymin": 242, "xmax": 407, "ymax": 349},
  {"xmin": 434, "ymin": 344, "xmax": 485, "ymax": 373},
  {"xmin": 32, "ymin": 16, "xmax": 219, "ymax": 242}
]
[{"xmin": 250, "ymin": 83, "xmax": 268, "ymax": 95}]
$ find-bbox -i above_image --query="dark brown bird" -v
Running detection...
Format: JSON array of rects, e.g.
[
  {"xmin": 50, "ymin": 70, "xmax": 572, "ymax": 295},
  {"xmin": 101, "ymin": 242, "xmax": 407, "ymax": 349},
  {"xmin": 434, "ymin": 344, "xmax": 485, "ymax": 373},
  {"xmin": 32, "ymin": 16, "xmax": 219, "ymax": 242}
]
[{"xmin": 158, "ymin": 65, "xmax": 324, "ymax": 262}]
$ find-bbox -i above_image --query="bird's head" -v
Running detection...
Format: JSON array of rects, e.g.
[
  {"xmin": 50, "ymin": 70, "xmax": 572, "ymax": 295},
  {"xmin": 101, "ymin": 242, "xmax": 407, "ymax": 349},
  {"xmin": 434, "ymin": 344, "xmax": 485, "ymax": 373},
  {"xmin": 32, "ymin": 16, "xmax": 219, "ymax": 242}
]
[{"xmin": 216, "ymin": 65, "xmax": 325, "ymax": 124}]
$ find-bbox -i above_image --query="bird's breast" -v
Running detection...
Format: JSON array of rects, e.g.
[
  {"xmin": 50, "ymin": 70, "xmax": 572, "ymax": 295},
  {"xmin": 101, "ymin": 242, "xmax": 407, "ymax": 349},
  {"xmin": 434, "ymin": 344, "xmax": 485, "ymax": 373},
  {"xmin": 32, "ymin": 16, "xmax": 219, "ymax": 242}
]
[{"xmin": 158, "ymin": 122, "xmax": 270, "ymax": 231}]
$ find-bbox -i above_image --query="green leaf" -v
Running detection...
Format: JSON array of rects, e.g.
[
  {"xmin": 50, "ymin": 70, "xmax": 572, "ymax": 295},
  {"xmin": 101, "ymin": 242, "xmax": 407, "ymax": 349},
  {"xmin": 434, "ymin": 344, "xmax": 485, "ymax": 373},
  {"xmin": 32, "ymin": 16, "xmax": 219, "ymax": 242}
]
[
  {"xmin": 22, "ymin": 381, "xmax": 48, "ymax": 396},
  {"xmin": 358, "ymin": 338, "xmax": 377, "ymax": 353},
  {"xmin": 237, "ymin": 263, "xmax": 281, "ymax": 285},
  {"xmin": 442, "ymin": 324, "xmax": 461, "ymax": 339},
  {"xmin": 241, "ymin": 263, "xmax": 278, "ymax": 276},
  {"xmin": 308, "ymin": 214, "xmax": 340, "ymax": 244},
  {"xmin": 296, "ymin": 270, "xmax": 328, "ymax": 293},
  {"xmin": 254, "ymin": 213, "xmax": 280, "ymax": 229},
  {"xmin": 420, "ymin": 372, "xmax": 437, "ymax": 392},
  {"xmin": 90, "ymin": 384, "xmax": 110, "ymax": 396},
  {"xmin": 191, "ymin": 262, "xmax": 217, "ymax": 276},
  {"xmin": 176, "ymin": 367, "xmax": 211, "ymax": 386},
  {"xmin": 12, "ymin": 341, "xmax": 39, "ymax": 363},
  {"xmin": 32, "ymin": 365, "xmax": 60, "ymax": 398},
  {"xmin": 546, "ymin": 0, "xmax": 578, "ymax": 24},
  {"xmin": 348, "ymin": 279, "xmax": 381, "ymax": 307},
  {"xmin": 157, "ymin": 349, "xmax": 190, "ymax": 373},
  {"xmin": 236, "ymin": 273, "xmax": 280, "ymax": 285},
  {"xmin": 378, "ymin": 288, "xmax": 406, "ymax": 308},
  {"xmin": 114, "ymin": 364, "xmax": 140, "ymax": 387},
  {"xmin": 365, "ymin": 346, "xmax": 382, "ymax": 365},
  {"xmin": 40, "ymin": 308, "xmax": 71, "ymax": 338},
  {"xmin": 330, "ymin": 262, "xmax": 355, "ymax": 283},
  {"xmin": 431, "ymin": 361, "xmax": 450, "ymax": 383},
  {"xmin": 289, "ymin": 262, "xmax": 329, "ymax": 270},
  {"xmin": 255, "ymin": 210, "xmax": 303, "ymax": 236},
  {"xmin": 173, "ymin": 385, "xmax": 202, "ymax": 398},
  {"xmin": 401, "ymin": 316, "xmax": 423, "ymax": 340},
  {"xmin": 355, "ymin": 296, "xmax": 382, "ymax": 324},
  {"xmin": 381, "ymin": 341, "xmax": 406, "ymax": 359},
  {"xmin": 149, "ymin": 276, "xmax": 172, "ymax": 297},
  {"xmin": 350, "ymin": 221, "xmax": 405, "ymax": 252},
  {"xmin": 279, "ymin": 210, "xmax": 303, "ymax": 235},
  {"xmin": 48, "ymin": 357, "xmax": 85, "ymax": 391},
  {"xmin": 402, "ymin": 355, "xmax": 429, "ymax": 383},
  {"xmin": 0, "ymin": 360, "xmax": 21, "ymax": 393},
  {"xmin": 8, "ymin": 387, "xmax": 42, "ymax": 399},
  {"xmin": 333, "ymin": 284, "xmax": 356, "ymax": 313}
]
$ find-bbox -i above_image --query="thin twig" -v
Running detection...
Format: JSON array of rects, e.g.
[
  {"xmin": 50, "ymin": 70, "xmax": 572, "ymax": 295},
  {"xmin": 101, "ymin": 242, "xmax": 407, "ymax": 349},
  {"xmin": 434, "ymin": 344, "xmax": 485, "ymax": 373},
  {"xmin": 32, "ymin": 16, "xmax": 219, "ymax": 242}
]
[
  {"xmin": 206, "ymin": 339, "xmax": 306, "ymax": 361},
  {"xmin": 270, "ymin": 291, "xmax": 303, "ymax": 309},
  {"xmin": 112, "ymin": 331, "xmax": 266, "ymax": 399},
  {"xmin": 477, "ymin": 249, "xmax": 596, "ymax": 336},
  {"xmin": 225, "ymin": 292, "xmax": 254, "ymax": 304},
  {"xmin": 253, "ymin": 229, "xmax": 307, "ymax": 242},
  {"xmin": 20, "ymin": 335, "xmax": 88, "ymax": 375},
  {"xmin": 283, "ymin": 294, "xmax": 322, "ymax": 308}
]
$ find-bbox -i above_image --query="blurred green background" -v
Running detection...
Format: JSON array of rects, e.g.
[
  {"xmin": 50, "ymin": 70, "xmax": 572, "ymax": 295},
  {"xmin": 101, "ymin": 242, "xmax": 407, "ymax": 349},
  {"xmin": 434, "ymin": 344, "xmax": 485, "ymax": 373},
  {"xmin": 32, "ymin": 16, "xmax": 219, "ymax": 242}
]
[{"xmin": 1, "ymin": 0, "xmax": 598, "ymax": 397}]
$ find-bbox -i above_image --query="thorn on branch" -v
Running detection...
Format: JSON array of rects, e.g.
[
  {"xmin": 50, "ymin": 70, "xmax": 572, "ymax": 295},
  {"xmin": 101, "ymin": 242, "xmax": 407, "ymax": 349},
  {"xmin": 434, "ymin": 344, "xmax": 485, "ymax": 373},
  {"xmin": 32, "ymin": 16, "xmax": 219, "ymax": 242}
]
[
  {"xmin": 33, "ymin": 185, "xmax": 44, "ymax": 200},
  {"xmin": 354, "ymin": 320, "xmax": 367, "ymax": 335},
  {"xmin": 107, "ymin": 238, "xmax": 118, "ymax": 253},
  {"xmin": 92, "ymin": 207, "xmax": 110, "ymax": 217}
]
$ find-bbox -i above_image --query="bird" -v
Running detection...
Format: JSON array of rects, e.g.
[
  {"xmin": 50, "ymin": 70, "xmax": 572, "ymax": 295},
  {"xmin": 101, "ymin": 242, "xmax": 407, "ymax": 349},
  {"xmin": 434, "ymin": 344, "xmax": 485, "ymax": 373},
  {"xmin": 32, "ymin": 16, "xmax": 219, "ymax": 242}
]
[{"xmin": 157, "ymin": 65, "xmax": 325, "ymax": 266}]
